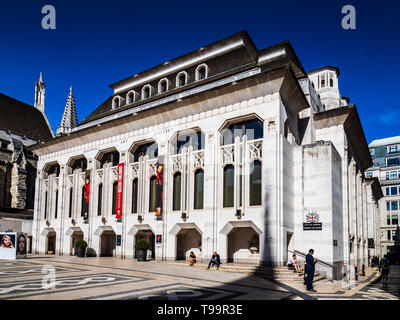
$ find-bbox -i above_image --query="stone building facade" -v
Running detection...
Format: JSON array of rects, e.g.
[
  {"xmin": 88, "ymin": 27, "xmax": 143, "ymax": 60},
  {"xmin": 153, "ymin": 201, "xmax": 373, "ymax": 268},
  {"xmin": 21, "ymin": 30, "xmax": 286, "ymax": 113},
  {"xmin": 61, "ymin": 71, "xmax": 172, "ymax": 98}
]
[
  {"xmin": 30, "ymin": 31, "xmax": 382, "ymax": 280},
  {"xmin": 0, "ymin": 75, "xmax": 53, "ymax": 246}
]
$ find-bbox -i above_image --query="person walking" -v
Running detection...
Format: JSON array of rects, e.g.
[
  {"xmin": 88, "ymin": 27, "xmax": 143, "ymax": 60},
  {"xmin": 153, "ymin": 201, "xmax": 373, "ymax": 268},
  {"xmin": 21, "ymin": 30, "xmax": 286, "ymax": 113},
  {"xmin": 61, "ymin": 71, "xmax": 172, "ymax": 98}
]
[
  {"xmin": 379, "ymin": 254, "xmax": 390, "ymax": 286},
  {"xmin": 207, "ymin": 251, "xmax": 221, "ymax": 270},
  {"xmin": 305, "ymin": 249, "xmax": 317, "ymax": 292}
]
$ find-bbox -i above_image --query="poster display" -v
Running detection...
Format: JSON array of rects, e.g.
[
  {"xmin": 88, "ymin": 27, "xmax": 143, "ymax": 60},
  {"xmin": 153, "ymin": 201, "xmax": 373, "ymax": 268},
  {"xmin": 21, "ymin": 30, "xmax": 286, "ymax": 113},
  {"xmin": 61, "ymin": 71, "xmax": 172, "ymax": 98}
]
[
  {"xmin": 0, "ymin": 232, "xmax": 17, "ymax": 259},
  {"xmin": 16, "ymin": 233, "xmax": 27, "ymax": 259},
  {"xmin": 116, "ymin": 163, "xmax": 124, "ymax": 219}
]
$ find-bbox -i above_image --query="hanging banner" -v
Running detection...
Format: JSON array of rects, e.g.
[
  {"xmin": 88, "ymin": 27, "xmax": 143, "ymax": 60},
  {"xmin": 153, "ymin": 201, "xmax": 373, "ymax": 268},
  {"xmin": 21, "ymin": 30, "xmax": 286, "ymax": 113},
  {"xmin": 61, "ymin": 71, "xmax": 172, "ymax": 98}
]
[
  {"xmin": 82, "ymin": 170, "xmax": 91, "ymax": 221},
  {"xmin": 116, "ymin": 163, "xmax": 124, "ymax": 219},
  {"xmin": 155, "ymin": 157, "xmax": 164, "ymax": 220}
]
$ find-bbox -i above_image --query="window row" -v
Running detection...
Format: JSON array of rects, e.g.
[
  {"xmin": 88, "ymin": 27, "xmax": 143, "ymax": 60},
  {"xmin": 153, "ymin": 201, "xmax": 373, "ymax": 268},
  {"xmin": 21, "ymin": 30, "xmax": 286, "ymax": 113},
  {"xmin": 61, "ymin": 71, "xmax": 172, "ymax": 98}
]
[
  {"xmin": 385, "ymin": 186, "xmax": 400, "ymax": 196},
  {"xmin": 386, "ymin": 215, "xmax": 399, "ymax": 225},
  {"xmin": 112, "ymin": 63, "xmax": 209, "ymax": 109},
  {"xmin": 386, "ymin": 201, "xmax": 400, "ymax": 211},
  {"xmin": 385, "ymin": 170, "xmax": 400, "ymax": 180}
]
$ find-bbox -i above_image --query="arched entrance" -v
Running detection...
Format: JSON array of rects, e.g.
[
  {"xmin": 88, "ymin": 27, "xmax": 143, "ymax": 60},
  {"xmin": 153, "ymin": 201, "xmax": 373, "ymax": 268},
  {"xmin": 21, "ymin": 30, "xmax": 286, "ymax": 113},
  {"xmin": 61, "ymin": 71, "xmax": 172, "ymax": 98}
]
[
  {"xmin": 94, "ymin": 226, "xmax": 116, "ymax": 257},
  {"xmin": 66, "ymin": 227, "xmax": 84, "ymax": 256},
  {"xmin": 176, "ymin": 228, "xmax": 202, "ymax": 260},
  {"xmin": 136, "ymin": 230, "xmax": 155, "ymax": 260},
  {"xmin": 220, "ymin": 221, "xmax": 262, "ymax": 264},
  {"xmin": 41, "ymin": 228, "xmax": 56, "ymax": 255},
  {"xmin": 47, "ymin": 232, "xmax": 56, "ymax": 255}
]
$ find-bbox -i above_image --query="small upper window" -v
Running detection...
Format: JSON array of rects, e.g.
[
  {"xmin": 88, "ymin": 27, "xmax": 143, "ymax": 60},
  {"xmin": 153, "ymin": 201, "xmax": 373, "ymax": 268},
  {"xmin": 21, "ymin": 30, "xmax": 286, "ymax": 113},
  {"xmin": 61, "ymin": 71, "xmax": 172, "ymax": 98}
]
[
  {"xmin": 176, "ymin": 71, "xmax": 188, "ymax": 88},
  {"xmin": 329, "ymin": 79, "xmax": 334, "ymax": 87},
  {"xmin": 195, "ymin": 64, "xmax": 208, "ymax": 81},
  {"xmin": 158, "ymin": 78, "xmax": 169, "ymax": 94},
  {"xmin": 112, "ymin": 96, "xmax": 120, "ymax": 109},
  {"xmin": 126, "ymin": 91, "xmax": 136, "ymax": 104},
  {"xmin": 142, "ymin": 85, "xmax": 152, "ymax": 100},
  {"xmin": 321, "ymin": 79, "xmax": 325, "ymax": 88}
]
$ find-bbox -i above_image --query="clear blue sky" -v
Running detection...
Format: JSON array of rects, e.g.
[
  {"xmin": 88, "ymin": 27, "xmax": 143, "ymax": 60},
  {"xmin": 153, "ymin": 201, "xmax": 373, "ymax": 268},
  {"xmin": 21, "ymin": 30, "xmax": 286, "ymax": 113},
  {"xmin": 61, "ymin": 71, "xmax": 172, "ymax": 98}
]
[{"xmin": 0, "ymin": 0, "xmax": 399, "ymax": 143}]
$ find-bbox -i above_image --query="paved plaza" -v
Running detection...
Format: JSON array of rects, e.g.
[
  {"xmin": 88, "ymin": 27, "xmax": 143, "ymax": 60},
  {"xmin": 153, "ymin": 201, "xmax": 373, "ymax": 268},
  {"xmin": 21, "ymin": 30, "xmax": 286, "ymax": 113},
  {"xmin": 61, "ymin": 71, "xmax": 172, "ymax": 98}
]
[{"xmin": 0, "ymin": 256, "xmax": 398, "ymax": 300}]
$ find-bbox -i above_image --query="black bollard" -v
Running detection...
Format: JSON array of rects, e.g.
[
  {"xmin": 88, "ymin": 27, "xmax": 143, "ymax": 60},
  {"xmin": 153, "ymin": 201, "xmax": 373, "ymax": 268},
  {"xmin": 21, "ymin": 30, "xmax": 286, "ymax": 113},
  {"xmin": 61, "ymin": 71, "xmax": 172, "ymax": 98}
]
[
  {"xmin": 355, "ymin": 264, "xmax": 358, "ymax": 281},
  {"xmin": 362, "ymin": 262, "xmax": 365, "ymax": 276}
]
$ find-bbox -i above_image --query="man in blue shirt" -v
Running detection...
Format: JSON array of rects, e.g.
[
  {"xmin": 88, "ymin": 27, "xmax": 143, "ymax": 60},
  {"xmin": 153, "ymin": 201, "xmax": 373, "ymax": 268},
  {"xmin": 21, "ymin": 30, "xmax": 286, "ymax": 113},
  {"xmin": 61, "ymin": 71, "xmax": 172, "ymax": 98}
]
[
  {"xmin": 207, "ymin": 251, "xmax": 221, "ymax": 270},
  {"xmin": 305, "ymin": 249, "xmax": 317, "ymax": 292}
]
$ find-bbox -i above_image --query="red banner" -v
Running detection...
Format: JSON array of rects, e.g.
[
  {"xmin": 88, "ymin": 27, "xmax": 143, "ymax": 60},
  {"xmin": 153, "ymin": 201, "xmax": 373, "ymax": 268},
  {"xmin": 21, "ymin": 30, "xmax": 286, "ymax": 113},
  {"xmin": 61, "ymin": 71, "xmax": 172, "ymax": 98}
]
[{"xmin": 116, "ymin": 163, "xmax": 124, "ymax": 219}]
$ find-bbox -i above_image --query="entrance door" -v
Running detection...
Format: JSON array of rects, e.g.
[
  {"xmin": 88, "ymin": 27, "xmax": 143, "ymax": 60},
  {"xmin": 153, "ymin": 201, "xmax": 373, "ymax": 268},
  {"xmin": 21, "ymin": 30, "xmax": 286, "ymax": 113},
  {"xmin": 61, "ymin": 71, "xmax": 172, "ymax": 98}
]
[
  {"xmin": 227, "ymin": 227, "xmax": 259, "ymax": 263},
  {"xmin": 47, "ymin": 233, "xmax": 56, "ymax": 254},
  {"xmin": 176, "ymin": 229, "xmax": 202, "ymax": 261},
  {"xmin": 135, "ymin": 230, "xmax": 155, "ymax": 259},
  {"xmin": 100, "ymin": 232, "xmax": 116, "ymax": 257}
]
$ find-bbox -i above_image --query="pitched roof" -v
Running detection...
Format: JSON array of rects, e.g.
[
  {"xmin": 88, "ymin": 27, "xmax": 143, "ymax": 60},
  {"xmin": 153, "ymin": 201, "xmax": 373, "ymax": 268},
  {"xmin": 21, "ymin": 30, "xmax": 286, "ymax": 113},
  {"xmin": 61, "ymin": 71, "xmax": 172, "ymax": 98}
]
[{"xmin": 0, "ymin": 93, "xmax": 53, "ymax": 142}]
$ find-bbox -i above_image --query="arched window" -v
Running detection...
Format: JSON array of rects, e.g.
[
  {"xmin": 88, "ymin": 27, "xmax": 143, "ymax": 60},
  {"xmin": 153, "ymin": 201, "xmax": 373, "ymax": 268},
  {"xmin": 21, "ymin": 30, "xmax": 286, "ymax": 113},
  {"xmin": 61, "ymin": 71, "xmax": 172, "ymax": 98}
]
[
  {"xmin": 112, "ymin": 96, "xmax": 120, "ymax": 109},
  {"xmin": 112, "ymin": 181, "xmax": 118, "ymax": 215},
  {"xmin": 132, "ymin": 179, "xmax": 138, "ymax": 213},
  {"xmin": 127, "ymin": 91, "xmax": 135, "ymax": 104},
  {"xmin": 142, "ymin": 85, "xmax": 151, "ymax": 99},
  {"xmin": 222, "ymin": 119, "xmax": 263, "ymax": 145},
  {"xmin": 81, "ymin": 187, "xmax": 85, "ymax": 217},
  {"xmin": 158, "ymin": 79, "xmax": 168, "ymax": 94},
  {"xmin": 195, "ymin": 64, "xmax": 208, "ymax": 81},
  {"xmin": 321, "ymin": 79, "xmax": 325, "ymax": 88},
  {"xmin": 172, "ymin": 130, "xmax": 205, "ymax": 154},
  {"xmin": 97, "ymin": 184, "xmax": 102, "ymax": 216},
  {"xmin": 223, "ymin": 165, "xmax": 234, "ymax": 208},
  {"xmin": 54, "ymin": 190, "xmax": 58, "ymax": 219},
  {"xmin": 176, "ymin": 72, "xmax": 188, "ymax": 88},
  {"xmin": 249, "ymin": 161, "xmax": 262, "ymax": 206},
  {"xmin": 194, "ymin": 169, "xmax": 204, "ymax": 209},
  {"xmin": 149, "ymin": 176, "xmax": 157, "ymax": 212},
  {"xmin": 329, "ymin": 78, "xmax": 334, "ymax": 87},
  {"xmin": 173, "ymin": 172, "xmax": 181, "ymax": 211},
  {"xmin": 44, "ymin": 191, "xmax": 48, "ymax": 219},
  {"xmin": 68, "ymin": 188, "xmax": 73, "ymax": 218}
]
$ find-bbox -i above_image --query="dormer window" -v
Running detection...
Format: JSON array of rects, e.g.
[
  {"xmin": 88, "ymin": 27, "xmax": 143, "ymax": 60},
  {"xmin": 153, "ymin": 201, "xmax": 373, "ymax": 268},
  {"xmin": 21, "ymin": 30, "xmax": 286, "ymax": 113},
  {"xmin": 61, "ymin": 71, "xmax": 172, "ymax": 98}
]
[
  {"xmin": 126, "ymin": 91, "xmax": 137, "ymax": 104},
  {"xmin": 158, "ymin": 78, "xmax": 169, "ymax": 94},
  {"xmin": 195, "ymin": 63, "xmax": 209, "ymax": 81},
  {"xmin": 112, "ymin": 96, "xmax": 121, "ymax": 109},
  {"xmin": 141, "ymin": 85, "xmax": 153, "ymax": 100},
  {"xmin": 176, "ymin": 71, "xmax": 188, "ymax": 88}
]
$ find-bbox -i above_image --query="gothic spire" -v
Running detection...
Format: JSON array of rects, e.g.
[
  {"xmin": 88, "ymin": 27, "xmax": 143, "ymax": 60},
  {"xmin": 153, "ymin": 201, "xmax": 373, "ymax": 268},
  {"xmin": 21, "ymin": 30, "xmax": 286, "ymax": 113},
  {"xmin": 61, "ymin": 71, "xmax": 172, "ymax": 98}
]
[
  {"xmin": 34, "ymin": 73, "xmax": 45, "ymax": 113},
  {"xmin": 57, "ymin": 86, "xmax": 78, "ymax": 136}
]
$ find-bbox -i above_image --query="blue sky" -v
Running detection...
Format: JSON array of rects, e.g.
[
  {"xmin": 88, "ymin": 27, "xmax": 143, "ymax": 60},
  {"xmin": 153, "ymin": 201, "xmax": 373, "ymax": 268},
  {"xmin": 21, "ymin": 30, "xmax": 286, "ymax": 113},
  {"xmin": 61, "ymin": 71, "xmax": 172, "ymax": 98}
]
[{"xmin": 0, "ymin": 0, "xmax": 399, "ymax": 143}]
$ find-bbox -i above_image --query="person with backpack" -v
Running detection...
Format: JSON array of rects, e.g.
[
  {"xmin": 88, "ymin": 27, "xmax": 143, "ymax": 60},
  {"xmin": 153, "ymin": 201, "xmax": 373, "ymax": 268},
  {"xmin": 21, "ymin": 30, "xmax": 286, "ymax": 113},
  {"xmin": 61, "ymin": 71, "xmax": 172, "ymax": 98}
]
[{"xmin": 379, "ymin": 255, "xmax": 390, "ymax": 285}]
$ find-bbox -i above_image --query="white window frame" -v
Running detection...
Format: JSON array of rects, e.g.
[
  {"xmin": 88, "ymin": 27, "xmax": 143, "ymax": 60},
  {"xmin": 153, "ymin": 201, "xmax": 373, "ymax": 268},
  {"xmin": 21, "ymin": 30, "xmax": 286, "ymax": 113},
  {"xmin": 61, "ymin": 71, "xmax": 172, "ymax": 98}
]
[
  {"xmin": 126, "ymin": 90, "xmax": 138, "ymax": 105},
  {"xmin": 112, "ymin": 96, "xmax": 122, "ymax": 110},
  {"xmin": 195, "ymin": 63, "xmax": 209, "ymax": 81},
  {"xmin": 141, "ymin": 84, "xmax": 154, "ymax": 100},
  {"xmin": 176, "ymin": 71, "xmax": 189, "ymax": 88},
  {"xmin": 158, "ymin": 78, "xmax": 170, "ymax": 94}
]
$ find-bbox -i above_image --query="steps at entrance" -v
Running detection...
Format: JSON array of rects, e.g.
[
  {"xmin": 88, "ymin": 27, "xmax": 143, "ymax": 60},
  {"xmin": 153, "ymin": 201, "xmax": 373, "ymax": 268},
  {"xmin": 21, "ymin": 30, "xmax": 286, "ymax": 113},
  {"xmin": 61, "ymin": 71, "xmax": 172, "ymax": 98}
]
[{"xmin": 161, "ymin": 261, "xmax": 325, "ymax": 282}]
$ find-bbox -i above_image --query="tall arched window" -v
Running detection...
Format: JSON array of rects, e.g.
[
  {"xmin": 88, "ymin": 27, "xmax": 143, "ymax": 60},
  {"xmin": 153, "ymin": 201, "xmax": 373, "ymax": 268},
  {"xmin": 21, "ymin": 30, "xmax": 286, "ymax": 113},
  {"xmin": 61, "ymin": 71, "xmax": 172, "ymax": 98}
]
[
  {"xmin": 329, "ymin": 78, "xmax": 334, "ymax": 87},
  {"xmin": 44, "ymin": 191, "xmax": 48, "ymax": 219},
  {"xmin": 194, "ymin": 169, "xmax": 204, "ymax": 209},
  {"xmin": 321, "ymin": 79, "xmax": 325, "ymax": 88},
  {"xmin": 249, "ymin": 161, "xmax": 262, "ymax": 206},
  {"xmin": 81, "ymin": 187, "xmax": 85, "ymax": 217},
  {"xmin": 132, "ymin": 179, "xmax": 138, "ymax": 213},
  {"xmin": 97, "ymin": 184, "xmax": 103, "ymax": 216},
  {"xmin": 173, "ymin": 172, "xmax": 181, "ymax": 211},
  {"xmin": 149, "ymin": 176, "xmax": 156, "ymax": 212},
  {"xmin": 68, "ymin": 188, "xmax": 73, "ymax": 218},
  {"xmin": 223, "ymin": 165, "xmax": 234, "ymax": 208},
  {"xmin": 112, "ymin": 181, "xmax": 118, "ymax": 215},
  {"xmin": 54, "ymin": 190, "xmax": 58, "ymax": 219}
]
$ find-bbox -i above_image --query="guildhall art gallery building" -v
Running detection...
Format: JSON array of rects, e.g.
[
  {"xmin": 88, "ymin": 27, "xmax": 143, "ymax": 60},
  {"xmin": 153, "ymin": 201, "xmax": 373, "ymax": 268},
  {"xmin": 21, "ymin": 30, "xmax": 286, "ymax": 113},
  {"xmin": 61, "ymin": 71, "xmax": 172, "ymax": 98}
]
[{"xmin": 30, "ymin": 31, "xmax": 382, "ymax": 280}]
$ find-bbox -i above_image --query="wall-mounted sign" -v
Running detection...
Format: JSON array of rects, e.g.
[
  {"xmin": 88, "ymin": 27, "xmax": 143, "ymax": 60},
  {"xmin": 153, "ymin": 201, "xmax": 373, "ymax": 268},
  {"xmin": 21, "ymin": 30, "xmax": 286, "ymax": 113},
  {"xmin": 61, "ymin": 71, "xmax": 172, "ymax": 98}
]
[
  {"xmin": 116, "ymin": 163, "xmax": 124, "ymax": 219},
  {"xmin": 303, "ymin": 223, "xmax": 322, "ymax": 230},
  {"xmin": 333, "ymin": 239, "xmax": 338, "ymax": 246},
  {"xmin": 305, "ymin": 211, "xmax": 320, "ymax": 223},
  {"xmin": 156, "ymin": 235, "xmax": 162, "ymax": 246},
  {"xmin": 116, "ymin": 235, "xmax": 121, "ymax": 246}
]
